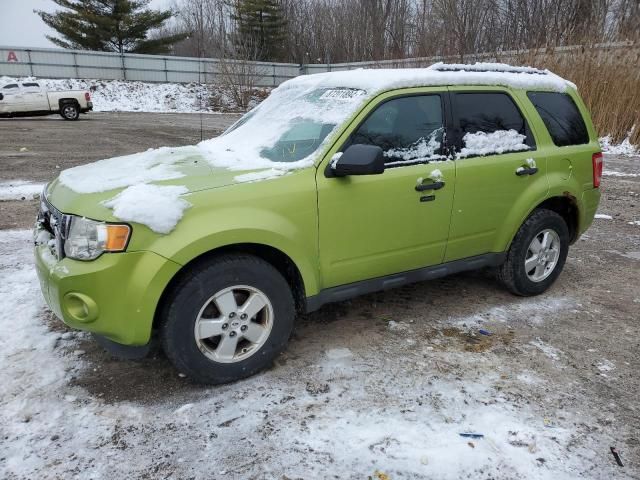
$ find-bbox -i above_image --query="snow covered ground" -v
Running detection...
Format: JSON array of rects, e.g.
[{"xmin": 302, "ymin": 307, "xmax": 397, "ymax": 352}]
[
  {"xmin": 1, "ymin": 108, "xmax": 638, "ymax": 478},
  {"xmin": 0, "ymin": 180, "xmax": 43, "ymax": 201},
  {"xmin": 1, "ymin": 225, "xmax": 636, "ymax": 479}
]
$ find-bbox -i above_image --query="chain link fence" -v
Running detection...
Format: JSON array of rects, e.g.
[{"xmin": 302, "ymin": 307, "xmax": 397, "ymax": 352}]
[{"xmin": 1, "ymin": 42, "xmax": 636, "ymax": 87}]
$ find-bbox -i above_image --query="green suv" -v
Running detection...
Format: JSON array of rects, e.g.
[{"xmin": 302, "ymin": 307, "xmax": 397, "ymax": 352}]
[{"xmin": 34, "ymin": 64, "xmax": 602, "ymax": 384}]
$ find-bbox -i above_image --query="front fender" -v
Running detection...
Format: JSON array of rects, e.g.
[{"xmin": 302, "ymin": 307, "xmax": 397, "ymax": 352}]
[{"xmin": 127, "ymin": 172, "xmax": 321, "ymax": 296}]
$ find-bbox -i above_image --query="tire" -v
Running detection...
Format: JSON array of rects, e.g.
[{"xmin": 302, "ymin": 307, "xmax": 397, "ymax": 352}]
[
  {"xmin": 60, "ymin": 102, "xmax": 80, "ymax": 120},
  {"xmin": 160, "ymin": 254, "xmax": 295, "ymax": 384},
  {"xmin": 497, "ymin": 208, "xmax": 569, "ymax": 296}
]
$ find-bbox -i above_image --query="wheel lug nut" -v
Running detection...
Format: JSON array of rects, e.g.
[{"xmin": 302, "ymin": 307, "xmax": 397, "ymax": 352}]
[
  {"xmin": 228, "ymin": 312, "xmax": 236, "ymax": 318},
  {"xmin": 222, "ymin": 323, "xmax": 228, "ymax": 330},
  {"xmin": 241, "ymin": 325, "xmax": 247, "ymax": 332},
  {"xmin": 240, "ymin": 313, "xmax": 248, "ymax": 320},
  {"xmin": 229, "ymin": 331, "xmax": 236, "ymax": 337}
]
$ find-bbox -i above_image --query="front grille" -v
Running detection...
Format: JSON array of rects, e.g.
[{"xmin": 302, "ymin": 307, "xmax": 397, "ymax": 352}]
[{"xmin": 37, "ymin": 196, "xmax": 69, "ymax": 260}]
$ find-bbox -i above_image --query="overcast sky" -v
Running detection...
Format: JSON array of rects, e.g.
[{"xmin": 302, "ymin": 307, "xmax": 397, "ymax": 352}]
[{"xmin": 0, "ymin": 0, "xmax": 172, "ymax": 49}]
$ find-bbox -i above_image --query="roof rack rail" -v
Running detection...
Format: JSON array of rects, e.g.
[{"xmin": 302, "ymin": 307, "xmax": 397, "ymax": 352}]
[{"xmin": 432, "ymin": 63, "xmax": 548, "ymax": 75}]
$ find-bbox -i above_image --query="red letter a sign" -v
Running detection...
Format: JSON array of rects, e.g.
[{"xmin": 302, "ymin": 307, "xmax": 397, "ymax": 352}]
[{"xmin": 7, "ymin": 51, "xmax": 18, "ymax": 62}]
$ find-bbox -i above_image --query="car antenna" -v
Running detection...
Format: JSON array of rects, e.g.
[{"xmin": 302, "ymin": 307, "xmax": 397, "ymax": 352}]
[{"xmin": 198, "ymin": 0, "xmax": 204, "ymax": 142}]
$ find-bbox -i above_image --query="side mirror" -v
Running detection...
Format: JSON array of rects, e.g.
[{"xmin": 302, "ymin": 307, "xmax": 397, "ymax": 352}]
[{"xmin": 329, "ymin": 144, "xmax": 385, "ymax": 177}]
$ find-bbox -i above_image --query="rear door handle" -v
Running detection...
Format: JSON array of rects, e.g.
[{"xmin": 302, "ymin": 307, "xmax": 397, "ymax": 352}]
[
  {"xmin": 515, "ymin": 167, "xmax": 538, "ymax": 176},
  {"xmin": 415, "ymin": 181, "xmax": 445, "ymax": 191}
]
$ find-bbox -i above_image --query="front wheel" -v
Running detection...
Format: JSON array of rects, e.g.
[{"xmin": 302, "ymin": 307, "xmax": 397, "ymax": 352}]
[
  {"xmin": 60, "ymin": 103, "xmax": 80, "ymax": 120},
  {"xmin": 497, "ymin": 209, "xmax": 569, "ymax": 296},
  {"xmin": 160, "ymin": 254, "xmax": 295, "ymax": 384}
]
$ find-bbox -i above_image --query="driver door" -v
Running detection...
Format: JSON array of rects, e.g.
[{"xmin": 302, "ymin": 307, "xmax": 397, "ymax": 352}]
[{"xmin": 316, "ymin": 89, "xmax": 456, "ymax": 288}]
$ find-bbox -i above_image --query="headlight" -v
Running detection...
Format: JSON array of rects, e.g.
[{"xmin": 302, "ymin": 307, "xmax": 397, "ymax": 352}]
[{"xmin": 64, "ymin": 216, "xmax": 131, "ymax": 260}]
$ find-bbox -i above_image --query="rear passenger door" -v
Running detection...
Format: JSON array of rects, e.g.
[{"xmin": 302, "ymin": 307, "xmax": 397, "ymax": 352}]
[
  {"xmin": 21, "ymin": 82, "xmax": 49, "ymax": 111},
  {"xmin": 444, "ymin": 87, "xmax": 548, "ymax": 262},
  {"xmin": 526, "ymin": 91, "xmax": 595, "ymax": 191}
]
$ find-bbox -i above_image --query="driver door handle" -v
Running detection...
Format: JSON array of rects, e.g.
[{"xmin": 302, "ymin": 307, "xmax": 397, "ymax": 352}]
[
  {"xmin": 515, "ymin": 167, "xmax": 538, "ymax": 176},
  {"xmin": 415, "ymin": 180, "xmax": 445, "ymax": 191}
]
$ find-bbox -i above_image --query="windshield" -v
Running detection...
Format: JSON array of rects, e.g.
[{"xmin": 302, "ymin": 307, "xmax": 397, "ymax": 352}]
[{"xmin": 200, "ymin": 86, "xmax": 368, "ymax": 169}]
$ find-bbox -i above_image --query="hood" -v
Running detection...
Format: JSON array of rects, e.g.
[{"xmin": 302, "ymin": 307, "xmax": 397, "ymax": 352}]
[{"xmin": 45, "ymin": 146, "xmax": 287, "ymax": 221}]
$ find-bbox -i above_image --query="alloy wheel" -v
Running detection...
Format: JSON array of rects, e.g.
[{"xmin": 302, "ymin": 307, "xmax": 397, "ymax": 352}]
[
  {"xmin": 525, "ymin": 229, "xmax": 561, "ymax": 282},
  {"xmin": 193, "ymin": 285, "xmax": 273, "ymax": 363}
]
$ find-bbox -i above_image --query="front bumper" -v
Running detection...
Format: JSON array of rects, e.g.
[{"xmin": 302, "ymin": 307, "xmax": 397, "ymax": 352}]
[{"xmin": 35, "ymin": 241, "xmax": 181, "ymax": 346}]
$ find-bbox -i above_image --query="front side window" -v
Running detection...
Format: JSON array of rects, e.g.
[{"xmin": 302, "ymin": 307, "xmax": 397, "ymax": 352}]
[
  {"xmin": 454, "ymin": 92, "xmax": 534, "ymax": 157},
  {"xmin": 348, "ymin": 95, "xmax": 445, "ymax": 165},
  {"xmin": 527, "ymin": 92, "xmax": 588, "ymax": 146},
  {"xmin": 3, "ymin": 84, "xmax": 18, "ymax": 90}
]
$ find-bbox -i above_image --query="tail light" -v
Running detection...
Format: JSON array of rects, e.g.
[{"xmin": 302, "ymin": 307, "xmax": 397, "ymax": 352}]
[
  {"xmin": 592, "ymin": 152, "xmax": 603, "ymax": 188},
  {"xmin": 85, "ymin": 92, "xmax": 91, "ymax": 101}
]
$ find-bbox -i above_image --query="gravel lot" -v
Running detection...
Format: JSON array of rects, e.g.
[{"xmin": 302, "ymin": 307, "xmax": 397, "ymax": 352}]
[{"xmin": 0, "ymin": 112, "xmax": 639, "ymax": 479}]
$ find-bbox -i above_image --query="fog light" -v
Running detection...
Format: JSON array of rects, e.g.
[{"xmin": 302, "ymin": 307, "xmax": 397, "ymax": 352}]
[{"xmin": 63, "ymin": 292, "xmax": 98, "ymax": 323}]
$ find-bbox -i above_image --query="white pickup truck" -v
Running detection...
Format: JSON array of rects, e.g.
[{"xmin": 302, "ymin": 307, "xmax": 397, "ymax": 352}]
[{"xmin": 0, "ymin": 81, "xmax": 92, "ymax": 120}]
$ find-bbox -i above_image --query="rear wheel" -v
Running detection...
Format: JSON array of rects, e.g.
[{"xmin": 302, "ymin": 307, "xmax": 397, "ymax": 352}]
[
  {"xmin": 498, "ymin": 209, "xmax": 569, "ymax": 296},
  {"xmin": 60, "ymin": 103, "xmax": 80, "ymax": 120},
  {"xmin": 160, "ymin": 254, "xmax": 295, "ymax": 384}
]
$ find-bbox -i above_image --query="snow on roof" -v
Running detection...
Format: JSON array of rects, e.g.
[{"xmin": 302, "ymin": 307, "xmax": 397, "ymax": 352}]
[{"xmin": 283, "ymin": 62, "xmax": 574, "ymax": 93}]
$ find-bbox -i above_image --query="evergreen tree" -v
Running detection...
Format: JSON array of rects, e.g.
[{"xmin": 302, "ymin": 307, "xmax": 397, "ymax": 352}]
[
  {"xmin": 36, "ymin": 0, "xmax": 188, "ymax": 54},
  {"xmin": 230, "ymin": 0, "xmax": 287, "ymax": 61}
]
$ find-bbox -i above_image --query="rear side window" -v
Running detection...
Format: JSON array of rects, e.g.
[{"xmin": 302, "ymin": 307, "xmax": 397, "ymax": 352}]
[
  {"xmin": 453, "ymin": 92, "xmax": 535, "ymax": 157},
  {"xmin": 527, "ymin": 92, "xmax": 589, "ymax": 146},
  {"xmin": 22, "ymin": 82, "xmax": 40, "ymax": 88},
  {"xmin": 349, "ymin": 94, "xmax": 445, "ymax": 165}
]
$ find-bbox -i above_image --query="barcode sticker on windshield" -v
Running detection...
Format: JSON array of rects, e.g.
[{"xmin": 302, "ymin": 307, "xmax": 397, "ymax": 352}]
[{"xmin": 319, "ymin": 89, "xmax": 366, "ymax": 100}]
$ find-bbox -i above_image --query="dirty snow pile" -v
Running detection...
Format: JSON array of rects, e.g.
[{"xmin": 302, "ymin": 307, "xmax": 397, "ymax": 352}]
[
  {"xmin": 0, "ymin": 75, "xmax": 266, "ymax": 113},
  {"xmin": 0, "ymin": 228, "xmax": 621, "ymax": 480},
  {"xmin": 600, "ymin": 133, "xmax": 639, "ymax": 156},
  {"xmin": 0, "ymin": 180, "xmax": 44, "ymax": 201}
]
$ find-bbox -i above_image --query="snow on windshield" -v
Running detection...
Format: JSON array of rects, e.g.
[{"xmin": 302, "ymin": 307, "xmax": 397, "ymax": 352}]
[{"xmin": 198, "ymin": 86, "xmax": 368, "ymax": 170}]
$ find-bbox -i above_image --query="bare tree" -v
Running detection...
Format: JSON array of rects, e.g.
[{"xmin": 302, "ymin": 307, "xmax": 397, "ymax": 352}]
[{"xmin": 168, "ymin": 0, "xmax": 638, "ymax": 63}]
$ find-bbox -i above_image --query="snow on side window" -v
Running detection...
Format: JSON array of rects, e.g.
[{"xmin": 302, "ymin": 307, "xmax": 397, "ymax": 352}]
[
  {"xmin": 384, "ymin": 128, "xmax": 446, "ymax": 166},
  {"xmin": 351, "ymin": 94, "xmax": 445, "ymax": 166},
  {"xmin": 458, "ymin": 130, "xmax": 530, "ymax": 158}
]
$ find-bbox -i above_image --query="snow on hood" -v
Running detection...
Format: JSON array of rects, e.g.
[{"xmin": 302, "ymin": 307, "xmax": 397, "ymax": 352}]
[
  {"xmin": 58, "ymin": 146, "xmax": 200, "ymax": 193},
  {"xmin": 102, "ymin": 184, "xmax": 191, "ymax": 234}
]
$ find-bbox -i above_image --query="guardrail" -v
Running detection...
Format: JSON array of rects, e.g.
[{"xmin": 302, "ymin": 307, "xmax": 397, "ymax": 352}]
[{"xmin": 0, "ymin": 42, "xmax": 636, "ymax": 86}]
